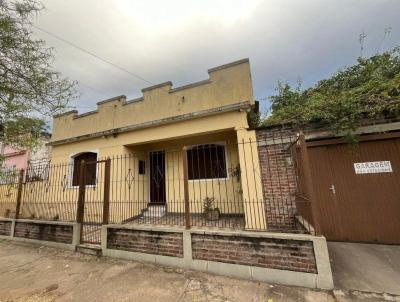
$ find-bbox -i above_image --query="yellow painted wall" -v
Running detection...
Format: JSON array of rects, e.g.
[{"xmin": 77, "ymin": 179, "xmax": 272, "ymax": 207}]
[
  {"xmin": 9, "ymin": 130, "xmax": 244, "ymax": 223},
  {"xmin": 51, "ymin": 111, "xmax": 248, "ymax": 162},
  {"xmin": 125, "ymin": 131, "xmax": 244, "ymax": 215},
  {"xmin": 236, "ymin": 129, "xmax": 267, "ymax": 229},
  {"xmin": 0, "ymin": 176, "xmax": 18, "ymax": 218},
  {"xmin": 8, "ymin": 111, "xmax": 250, "ymax": 223},
  {"xmin": 52, "ymin": 59, "xmax": 254, "ymax": 142}
]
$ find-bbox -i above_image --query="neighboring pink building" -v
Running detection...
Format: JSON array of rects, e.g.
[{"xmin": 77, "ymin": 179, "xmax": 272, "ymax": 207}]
[
  {"xmin": 1, "ymin": 146, "xmax": 30, "ymax": 171},
  {"xmin": 1, "ymin": 134, "xmax": 52, "ymax": 171}
]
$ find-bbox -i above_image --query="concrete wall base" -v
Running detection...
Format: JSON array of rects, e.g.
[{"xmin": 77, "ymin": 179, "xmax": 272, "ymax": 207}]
[
  {"xmin": 0, "ymin": 218, "xmax": 80, "ymax": 252},
  {"xmin": 102, "ymin": 224, "xmax": 334, "ymax": 290}
]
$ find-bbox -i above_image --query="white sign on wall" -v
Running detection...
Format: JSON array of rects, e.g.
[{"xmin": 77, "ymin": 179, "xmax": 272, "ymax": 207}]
[{"xmin": 354, "ymin": 161, "xmax": 393, "ymax": 174}]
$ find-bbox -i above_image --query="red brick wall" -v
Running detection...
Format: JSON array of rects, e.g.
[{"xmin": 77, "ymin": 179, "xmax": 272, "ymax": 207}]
[
  {"xmin": 256, "ymin": 127, "xmax": 298, "ymax": 230},
  {"xmin": 14, "ymin": 222, "xmax": 73, "ymax": 244},
  {"xmin": 0, "ymin": 221, "xmax": 12, "ymax": 236},
  {"xmin": 192, "ymin": 233, "xmax": 317, "ymax": 273},
  {"xmin": 107, "ymin": 229, "xmax": 184, "ymax": 258}
]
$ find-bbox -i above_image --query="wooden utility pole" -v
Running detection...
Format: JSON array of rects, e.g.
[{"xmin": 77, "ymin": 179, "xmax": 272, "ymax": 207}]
[
  {"xmin": 76, "ymin": 160, "xmax": 86, "ymax": 223},
  {"xmin": 15, "ymin": 169, "xmax": 24, "ymax": 219},
  {"xmin": 102, "ymin": 158, "xmax": 111, "ymax": 224}
]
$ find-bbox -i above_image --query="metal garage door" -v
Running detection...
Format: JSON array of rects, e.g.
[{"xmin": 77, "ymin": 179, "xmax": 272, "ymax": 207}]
[{"xmin": 307, "ymin": 134, "xmax": 400, "ymax": 244}]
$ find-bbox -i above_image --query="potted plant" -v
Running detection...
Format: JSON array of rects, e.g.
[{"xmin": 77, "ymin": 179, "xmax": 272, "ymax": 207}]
[
  {"xmin": 230, "ymin": 164, "xmax": 241, "ymax": 182},
  {"xmin": 203, "ymin": 197, "xmax": 220, "ymax": 221}
]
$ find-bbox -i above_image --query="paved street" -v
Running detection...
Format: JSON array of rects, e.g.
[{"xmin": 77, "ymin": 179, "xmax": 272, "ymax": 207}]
[{"xmin": 0, "ymin": 240, "xmax": 398, "ymax": 302}]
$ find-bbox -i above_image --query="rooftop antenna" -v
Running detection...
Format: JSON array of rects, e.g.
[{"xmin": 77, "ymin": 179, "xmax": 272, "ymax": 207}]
[
  {"xmin": 376, "ymin": 26, "xmax": 392, "ymax": 54},
  {"xmin": 358, "ymin": 31, "xmax": 367, "ymax": 58}
]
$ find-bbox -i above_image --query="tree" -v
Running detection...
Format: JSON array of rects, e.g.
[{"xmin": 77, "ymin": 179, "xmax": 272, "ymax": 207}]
[
  {"xmin": 0, "ymin": 0, "xmax": 76, "ymax": 158},
  {"xmin": 265, "ymin": 48, "xmax": 400, "ymax": 138}
]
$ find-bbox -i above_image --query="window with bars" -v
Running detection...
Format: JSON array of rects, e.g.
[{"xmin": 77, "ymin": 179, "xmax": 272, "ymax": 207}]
[{"xmin": 187, "ymin": 143, "xmax": 227, "ymax": 180}]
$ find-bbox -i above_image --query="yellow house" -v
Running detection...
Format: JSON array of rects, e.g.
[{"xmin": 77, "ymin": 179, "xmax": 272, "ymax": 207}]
[{"xmin": 44, "ymin": 58, "xmax": 266, "ymax": 232}]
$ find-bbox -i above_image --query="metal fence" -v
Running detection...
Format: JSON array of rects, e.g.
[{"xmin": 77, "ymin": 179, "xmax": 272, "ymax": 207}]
[
  {"xmin": 0, "ymin": 168, "xmax": 20, "ymax": 218},
  {"xmin": 0, "ymin": 134, "xmax": 312, "ymax": 244}
]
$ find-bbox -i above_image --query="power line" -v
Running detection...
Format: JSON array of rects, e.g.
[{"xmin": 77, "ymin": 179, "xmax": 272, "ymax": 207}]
[{"xmin": 32, "ymin": 25, "xmax": 156, "ymax": 87}]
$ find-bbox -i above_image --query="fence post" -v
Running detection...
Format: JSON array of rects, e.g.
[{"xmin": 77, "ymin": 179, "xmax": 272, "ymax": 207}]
[
  {"xmin": 102, "ymin": 158, "xmax": 111, "ymax": 224},
  {"xmin": 76, "ymin": 160, "xmax": 86, "ymax": 223},
  {"xmin": 15, "ymin": 169, "xmax": 24, "ymax": 219},
  {"xmin": 182, "ymin": 147, "xmax": 191, "ymax": 229},
  {"xmin": 298, "ymin": 131, "xmax": 321, "ymax": 235}
]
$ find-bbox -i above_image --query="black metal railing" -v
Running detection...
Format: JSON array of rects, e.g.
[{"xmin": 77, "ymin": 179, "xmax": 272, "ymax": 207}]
[{"xmin": 0, "ymin": 134, "xmax": 310, "ymax": 234}]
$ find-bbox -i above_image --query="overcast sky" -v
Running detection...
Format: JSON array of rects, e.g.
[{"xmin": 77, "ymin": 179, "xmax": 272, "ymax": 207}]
[{"xmin": 32, "ymin": 0, "xmax": 400, "ymax": 114}]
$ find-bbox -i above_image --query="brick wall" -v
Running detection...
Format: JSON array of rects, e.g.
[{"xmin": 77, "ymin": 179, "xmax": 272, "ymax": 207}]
[
  {"xmin": 256, "ymin": 126, "xmax": 298, "ymax": 230},
  {"xmin": 14, "ymin": 222, "xmax": 73, "ymax": 244},
  {"xmin": 192, "ymin": 233, "xmax": 317, "ymax": 273},
  {"xmin": 107, "ymin": 228, "xmax": 184, "ymax": 258},
  {"xmin": 0, "ymin": 221, "xmax": 12, "ymax": 236}
]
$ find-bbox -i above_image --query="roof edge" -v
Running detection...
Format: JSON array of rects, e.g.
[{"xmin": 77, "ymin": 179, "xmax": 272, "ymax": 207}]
[
  {"xmin": 208, "ymin": 58, "xmax": 249, "ymax": 73},
  {"xmin": 49, "ymin": 101, "xmax": 252, "ymax": 146}
]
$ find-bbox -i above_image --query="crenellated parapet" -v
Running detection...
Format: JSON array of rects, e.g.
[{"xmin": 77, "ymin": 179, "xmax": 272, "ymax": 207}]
[{"xmin": 51, "ymin": 59, "xmax": 254, "ymax": 144}]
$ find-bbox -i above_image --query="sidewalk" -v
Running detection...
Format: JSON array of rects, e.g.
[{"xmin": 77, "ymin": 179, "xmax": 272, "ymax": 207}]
[
  {"xmin": 329, "ymin": 242, "xmax": 400, "ymax": 295},
  {"xmin": 0, "ymin": 240, "xmax": 398, "ymax": 302}
]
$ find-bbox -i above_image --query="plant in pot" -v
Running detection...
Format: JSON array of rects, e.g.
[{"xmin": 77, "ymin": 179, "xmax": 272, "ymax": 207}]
[
  {"xmin": 203, "ymin": 197, "xmax": 220, "ymax": 221},
  {"xmin": 230, "ymin": 164, "xmax": 241, "ymax": 182}
]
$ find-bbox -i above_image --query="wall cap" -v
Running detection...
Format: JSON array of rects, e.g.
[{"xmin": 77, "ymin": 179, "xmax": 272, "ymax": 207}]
[
  {"xmin": 142, "ymin": 82, "xmax": 172, "ymax": 93},
  {"xmin": 208, "ymin": 58, "xmax": 249, "ymax": 73},
  {"xmin": 0, "ymin": 218, "xmax": 14, "ymax": 222},
  {"xmin": 104, "ymin": 223, "xmax": 325, "ymax": 242},
  {"xmin": 96, "ymin": 95, "xmax": 126, "ymax": 106},
  {"xmin": 14, "ymin": 218, "xmax": 76, "ymax": 227}
]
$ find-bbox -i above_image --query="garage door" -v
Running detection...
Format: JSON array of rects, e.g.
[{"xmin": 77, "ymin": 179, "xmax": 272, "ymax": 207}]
[{"xmin": 307, "ymin": 135, "xmax": 400, "ymax": 244}]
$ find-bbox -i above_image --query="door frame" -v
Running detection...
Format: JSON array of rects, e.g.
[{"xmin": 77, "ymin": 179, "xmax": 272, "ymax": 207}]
[{"xmin": 148, "ymin": 150, "xmax": 166, "ymax": 204}]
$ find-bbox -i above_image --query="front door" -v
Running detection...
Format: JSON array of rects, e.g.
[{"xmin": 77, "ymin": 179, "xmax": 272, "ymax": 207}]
[{"xmin": 149, "ymin": 151, "xmax": 166, "ymax": 204}]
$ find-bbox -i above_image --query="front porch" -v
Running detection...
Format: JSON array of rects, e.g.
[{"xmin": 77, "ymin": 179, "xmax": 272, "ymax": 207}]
[{"xmin": 112, "ymin": 129, "xmax": 266, "ymax": 231}]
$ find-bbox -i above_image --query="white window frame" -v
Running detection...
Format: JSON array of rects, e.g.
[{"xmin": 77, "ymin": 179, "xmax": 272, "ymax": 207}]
[{"xmin": 186, "ymin": 141, "xmax": 229, "ymax": 182}]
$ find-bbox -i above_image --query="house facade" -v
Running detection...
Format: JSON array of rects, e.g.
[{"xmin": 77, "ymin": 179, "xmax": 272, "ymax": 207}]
[
  {"xmin": 0, "ymin": 59, "xmax": 335, "ymax": 289},
  {"xmin": 47, "ymin": 59, "xmax": 266, "ymax": 230}
]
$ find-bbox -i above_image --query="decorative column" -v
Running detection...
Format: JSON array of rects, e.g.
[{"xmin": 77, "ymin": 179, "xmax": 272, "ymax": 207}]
[{"xmin": 236, "ymin": 128, "xmax": 267, "ymax": 230}]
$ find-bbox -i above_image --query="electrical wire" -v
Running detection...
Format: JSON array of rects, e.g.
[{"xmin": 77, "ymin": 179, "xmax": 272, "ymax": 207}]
[{"xmin": 32, "ymin": 25, "xmax": 156, "ymax": 86}]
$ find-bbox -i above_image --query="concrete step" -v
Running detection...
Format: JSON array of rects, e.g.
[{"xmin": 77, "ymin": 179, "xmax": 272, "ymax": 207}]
[
  {"xmin": 142, "ymin": 205, "xmax": 166, "ymax": 217},
  {"xmin": 76, "ymin": 244, "xmax": 102, "ymax": 257}
]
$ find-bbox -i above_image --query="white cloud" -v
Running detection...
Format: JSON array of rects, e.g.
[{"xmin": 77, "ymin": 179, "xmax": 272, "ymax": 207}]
[{"xmin": 32, "ymin": 0, "xmax": 400, "ymax": 113}]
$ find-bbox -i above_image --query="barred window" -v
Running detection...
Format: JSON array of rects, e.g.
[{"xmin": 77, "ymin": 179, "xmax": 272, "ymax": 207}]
[
  {"xmin": 72, "ymin": 152, "xmax": 97, "ymax": 186},
  {"xmin": 187, "ymin": 144, "xmax": 227, "ymax": 180}
]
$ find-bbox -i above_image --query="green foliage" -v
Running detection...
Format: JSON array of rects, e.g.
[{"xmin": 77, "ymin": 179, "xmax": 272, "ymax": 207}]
[
  {"xmin": 265, "ymin": 48, "xmax": 400, "ymax": 135},
  {"xmin": 247, "ymin": 109, "xmax": 261, "ymax": 128},
  {"xmin": 0, "ymin": 0, "xmax": 77, "ymax": 154}
]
